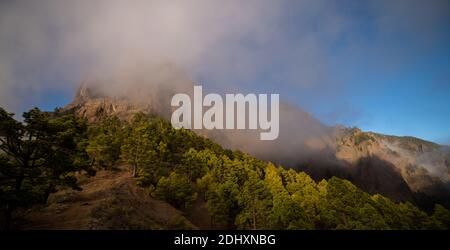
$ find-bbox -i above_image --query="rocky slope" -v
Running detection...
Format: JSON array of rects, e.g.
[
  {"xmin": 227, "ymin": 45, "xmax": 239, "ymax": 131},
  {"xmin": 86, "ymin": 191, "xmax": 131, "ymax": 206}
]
[{"xmin": 329, "ymin": 128, "xmax": 450, "ymax": 206}]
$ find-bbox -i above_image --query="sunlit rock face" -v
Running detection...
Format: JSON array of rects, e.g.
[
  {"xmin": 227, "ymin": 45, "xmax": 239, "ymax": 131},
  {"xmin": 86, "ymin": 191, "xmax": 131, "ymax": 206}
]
[
  {"xmin": 62, "ymin": 83, "xmax": 158, "ymax": 123},
  {"xmin": 329, "ymin": 127, "xmax": 450, "ymax": 204}
]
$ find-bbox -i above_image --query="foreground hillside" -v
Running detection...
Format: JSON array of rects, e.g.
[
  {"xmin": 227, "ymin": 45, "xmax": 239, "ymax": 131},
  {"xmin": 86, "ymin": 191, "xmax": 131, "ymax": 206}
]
[{"xmin": 18, "ymin": 166, "xmax": 195, "ymax": 230}]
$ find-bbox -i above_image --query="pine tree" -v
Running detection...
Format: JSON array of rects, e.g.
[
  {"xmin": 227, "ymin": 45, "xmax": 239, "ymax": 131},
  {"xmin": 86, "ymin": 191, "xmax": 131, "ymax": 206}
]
[
  {"xmin": 235, "ymin": 170, "xmax": 271, "ymax": 229},
  {"xmin": 154, "ymin": 172, "xmax": 197, "ymax": 210},
  {"xmin": 87, "ymin": 116, "xmax": 124, "ymax": 169},
  {"xmin": 0, "ymin": 107, "xmax": 92, "ymax": 229},
  {"xmin": 264, "ymin": 164, "xmax": 313, "ymax": 229},
  {"xmin": 120, "ymin": 114, "xmax": 158, "ymax": 178},
  {"xmin": 432, "ymin": 204, "xmax": 450, "ymax": 229}
]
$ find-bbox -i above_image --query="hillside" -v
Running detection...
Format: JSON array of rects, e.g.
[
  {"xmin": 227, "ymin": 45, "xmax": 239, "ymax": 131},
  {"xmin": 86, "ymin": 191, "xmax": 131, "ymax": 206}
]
[
  {"xmin": 2, "ymin": 105, "xmax": 450, "ymax": 230},
  {"xmin": 60, "ymin": 83, "xmax": 450, "ymax": 210},
  {"xmin": 18, "ymin": 166, "xmax": 196, "ymax": 230}
]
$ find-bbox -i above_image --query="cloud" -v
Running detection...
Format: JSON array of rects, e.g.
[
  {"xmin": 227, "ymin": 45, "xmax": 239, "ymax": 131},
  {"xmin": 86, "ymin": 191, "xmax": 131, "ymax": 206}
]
[{"xmin": 0, "ymin": 0, "xmax": 448, "ymax": 123}]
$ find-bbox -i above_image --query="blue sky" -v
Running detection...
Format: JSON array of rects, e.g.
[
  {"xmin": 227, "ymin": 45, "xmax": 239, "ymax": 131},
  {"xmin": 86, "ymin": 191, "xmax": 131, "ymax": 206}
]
[
  {"xmin": 271, "ymin": 1, "xmax": 450, "ymax": 144},
  {"xmin": 0, "ymin": 0, "xmax": 449, "ymax": 144}
]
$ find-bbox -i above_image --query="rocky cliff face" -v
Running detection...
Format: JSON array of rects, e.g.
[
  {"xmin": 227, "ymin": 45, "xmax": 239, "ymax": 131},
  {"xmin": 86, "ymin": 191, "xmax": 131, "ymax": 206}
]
[
  {"xmin": 329, "ymin": 128, "xmax": 450, "ymax": 206},
  {"xmin": 334, "ymin": 128, "xmax": 449, "ymax": 177},
  {"xmin": 62, "ymin": 83, "xmax": 159, "ymax": 122},
  {"xmin": 61, "ymin": 82, "xmax": 450, "ymax": 209}
]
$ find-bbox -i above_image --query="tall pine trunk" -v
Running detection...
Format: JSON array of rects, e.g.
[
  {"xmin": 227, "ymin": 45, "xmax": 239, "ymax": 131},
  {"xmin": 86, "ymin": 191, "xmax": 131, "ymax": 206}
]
[{"xmin": 132, "ymin": 165, "xmax": 137, "ymax": 177}]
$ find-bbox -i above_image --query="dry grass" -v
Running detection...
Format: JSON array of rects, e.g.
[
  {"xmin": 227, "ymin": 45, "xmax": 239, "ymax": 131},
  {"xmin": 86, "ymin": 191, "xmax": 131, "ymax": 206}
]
[{"xmin": 17, "ymin": 166, "xmax": 196, "ymax": 230}]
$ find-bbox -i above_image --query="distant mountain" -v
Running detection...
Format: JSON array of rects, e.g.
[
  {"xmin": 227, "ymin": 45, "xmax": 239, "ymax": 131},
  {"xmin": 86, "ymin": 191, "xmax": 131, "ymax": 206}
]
[
  {"xmin": 327, "ymin": 128, "xmax": 450, "ymax": 208},
  {"xmin": 60, "ymin": 81, "xmax": 450, "ymax": 210}
]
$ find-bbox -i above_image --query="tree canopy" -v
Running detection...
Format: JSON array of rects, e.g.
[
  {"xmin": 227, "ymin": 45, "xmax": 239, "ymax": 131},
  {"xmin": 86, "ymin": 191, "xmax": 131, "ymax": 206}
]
[
  {"xmin": 0, "ymin": 107, "xmax": 93, "ymax": 229},
  {"xmin": 2, "ymin": 107, "xmax": 449, "ymax": 230}
]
